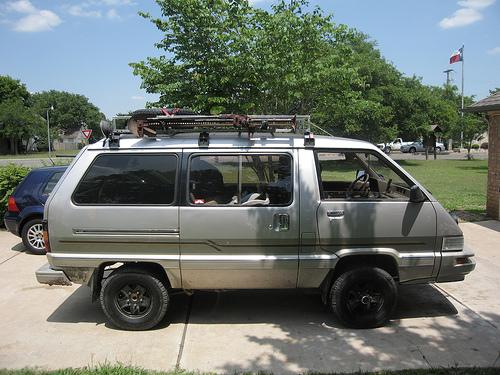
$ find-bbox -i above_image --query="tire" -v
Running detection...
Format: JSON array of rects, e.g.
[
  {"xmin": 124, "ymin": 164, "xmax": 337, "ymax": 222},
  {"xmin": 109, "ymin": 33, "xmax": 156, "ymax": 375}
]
[
  {"xmin": 100, "ymin": 269, "xmax": 169, "ymax": 331},
  {"xmin": 129, "ymin": 108, "xmax": 164, "ymax": 121},
  {"xmin": 409, "ymin": 147, "xmax": 416, "ymax": 154},
  {"xmin": 435, "ymin": 147, "xmax": 441, "ymax": 153},
  {"xmin": 130, "ymin": 108, "xmax": 195, "ymax": 121},
  {"xmin": 21, "ymin": 218, "xmax": 45, "ymax": 255},
  {"xmin": 384, "ymin": 147, "xmax": 391, "ymax": 155},
  {"xmin": 329, "ymin": 267, "xmax": 397, "ymax": 329}
]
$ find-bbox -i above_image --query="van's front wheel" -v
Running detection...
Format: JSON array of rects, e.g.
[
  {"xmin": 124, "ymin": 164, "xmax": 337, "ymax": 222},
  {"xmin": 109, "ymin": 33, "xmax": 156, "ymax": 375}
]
[
  {"xmin": 329, "ymin": 267, "xmax": 397, "ymax": 328},
  {"xmin": 100, "ymin": 270, "xmax": 169, "ymax": 330}
]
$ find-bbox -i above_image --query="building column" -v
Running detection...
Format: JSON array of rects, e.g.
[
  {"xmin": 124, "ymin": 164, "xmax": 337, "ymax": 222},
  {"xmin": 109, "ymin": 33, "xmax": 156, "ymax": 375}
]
[{"xmin": 487, "ymin": 111, "xmax": 500, "ymax": 219}]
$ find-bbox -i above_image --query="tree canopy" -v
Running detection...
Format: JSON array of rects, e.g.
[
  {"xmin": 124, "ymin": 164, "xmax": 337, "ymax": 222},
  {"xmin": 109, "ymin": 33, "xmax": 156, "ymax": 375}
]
[
  {"xmin": 0, "ymin": 76, "xmax": 43, "ymax": 154},
  {"xmin": 31, "ymin": 90, "xmax": 104, "ymax": 135},
  {"xmin": 131, "ymin": 0, "xmax": 474, "ymax": 143},
  {"xmin": 0, "ymin": 75, "xmax": 103, "ymax": 154},
  {"xmin": 0, "ymin": 76, "xmax": 30, "ymax": 105}
]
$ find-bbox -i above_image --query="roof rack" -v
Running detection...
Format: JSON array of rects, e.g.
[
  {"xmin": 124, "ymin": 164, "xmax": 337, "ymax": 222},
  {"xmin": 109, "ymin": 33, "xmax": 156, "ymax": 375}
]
[{"xmin": 101, "ymin": 110, "xmax": 312, "ymax": 148}]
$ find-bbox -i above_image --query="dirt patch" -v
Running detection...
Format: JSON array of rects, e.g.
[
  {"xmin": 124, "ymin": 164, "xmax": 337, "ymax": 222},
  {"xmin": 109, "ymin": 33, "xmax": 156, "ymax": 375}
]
[{"xmin": 450, "ymin": 210, "xmax": 490, "ymax": 223}]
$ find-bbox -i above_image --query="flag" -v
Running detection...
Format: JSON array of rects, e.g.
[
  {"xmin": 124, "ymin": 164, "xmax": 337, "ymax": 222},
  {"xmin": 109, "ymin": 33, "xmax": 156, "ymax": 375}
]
[{"xmin": 450, "ymin": 46, "xmax": 463, "ymax": 64}]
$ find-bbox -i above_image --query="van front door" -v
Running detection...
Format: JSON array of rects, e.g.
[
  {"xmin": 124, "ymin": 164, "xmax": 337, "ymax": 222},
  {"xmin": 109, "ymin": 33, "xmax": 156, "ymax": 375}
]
[
  {"xmin": 179, "ymin": 150, "xmax": 299, "ymax": 289},
  {"xmin": 315, "ymin": 150, "xmax": 437, "ymax": 282}
]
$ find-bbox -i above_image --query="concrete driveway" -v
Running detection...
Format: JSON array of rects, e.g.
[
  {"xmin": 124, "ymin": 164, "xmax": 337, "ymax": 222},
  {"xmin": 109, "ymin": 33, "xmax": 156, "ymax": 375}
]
[{"xmin": 0, "ymin": 222, "xmax": 499, "ymax": 373}]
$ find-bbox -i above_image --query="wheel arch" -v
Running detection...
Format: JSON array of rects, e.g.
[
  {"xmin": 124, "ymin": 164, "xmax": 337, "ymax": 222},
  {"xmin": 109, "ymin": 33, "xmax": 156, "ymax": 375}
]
[
  {"xmin": 320, "ymin": 253, "xmax": 399, "ymax": 304},
  {"xmin": 91, "ymin": 261, "xmax": 172, "ymax": 303},
  {"xmin": 19, "ymin": 212, "xmax": 43, "ymax": 236}
]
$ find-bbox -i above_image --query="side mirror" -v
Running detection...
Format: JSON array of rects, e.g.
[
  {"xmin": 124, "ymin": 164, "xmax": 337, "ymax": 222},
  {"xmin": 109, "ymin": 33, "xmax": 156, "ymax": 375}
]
[{"xmin": 410, "ymin": 185, "xmax": 425, "ymax": 203}]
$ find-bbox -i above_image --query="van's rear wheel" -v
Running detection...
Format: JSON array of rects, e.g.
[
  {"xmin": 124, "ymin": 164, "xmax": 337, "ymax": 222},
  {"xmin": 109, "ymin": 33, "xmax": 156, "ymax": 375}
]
[
  {"xmin": 329, "ymin": 267, "xmax": 397, "ymax": 328},
  {"xmin": 100, "ymin": 270, "xmax": 169, "ymax": 330}
]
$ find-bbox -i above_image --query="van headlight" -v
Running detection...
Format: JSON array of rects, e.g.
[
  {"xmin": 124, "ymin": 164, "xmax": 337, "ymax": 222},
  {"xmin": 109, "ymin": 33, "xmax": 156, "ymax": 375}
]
[{"xmin": 442, "ymin": 236, "xmax": 464, "ymax": 252}]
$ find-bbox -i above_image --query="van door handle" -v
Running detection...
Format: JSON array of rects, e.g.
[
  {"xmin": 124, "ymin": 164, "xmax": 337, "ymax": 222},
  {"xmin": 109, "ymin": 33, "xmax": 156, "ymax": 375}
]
[
  {"xmin": 327, "ymin": 210, "xmax": 344, "ymax": 220},
  {"xmin": 270, "ymin": 213, "xmax": 290, "ymax": 231}
]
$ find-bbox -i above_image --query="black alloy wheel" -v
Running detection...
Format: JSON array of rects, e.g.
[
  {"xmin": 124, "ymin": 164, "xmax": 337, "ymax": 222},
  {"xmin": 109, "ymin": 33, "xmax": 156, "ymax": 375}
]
[
  {"xmin": 100, "ymin": 269, "xmax": 169, "ymax": 331},
  {"xmin": 330, "ymin": 267, "xmax": 397, "ymax": 329}
]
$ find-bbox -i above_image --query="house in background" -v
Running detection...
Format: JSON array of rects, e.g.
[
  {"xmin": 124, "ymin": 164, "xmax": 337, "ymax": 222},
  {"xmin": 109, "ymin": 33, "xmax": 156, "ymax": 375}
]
[{"xmin": 53, "ymin": 128, "xmax": 87, "ymax": 151}]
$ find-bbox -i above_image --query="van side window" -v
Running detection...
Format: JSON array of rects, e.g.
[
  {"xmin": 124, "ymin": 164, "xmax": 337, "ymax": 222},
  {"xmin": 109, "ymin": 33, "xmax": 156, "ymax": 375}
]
[
  {"xmin": 317, "ymin": 151, "xmax": 412, "ymax": 200},
  {"xmin": 73, "ymin": 154, "xmax": 177, "ymax": 205},
  {"xmin": 189, "ymin": 154, "xmax": 292, "ymax": 206}
]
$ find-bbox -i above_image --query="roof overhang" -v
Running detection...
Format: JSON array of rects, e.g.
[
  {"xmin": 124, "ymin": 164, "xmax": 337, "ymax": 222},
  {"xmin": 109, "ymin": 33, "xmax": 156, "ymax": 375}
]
[
  {"xmin": 463, "ymin": 105, "xmax": 500, "ymax": 113},
  {"xmin": 464, "ymin": 92, "xmax": 500, "ymax": 113}
]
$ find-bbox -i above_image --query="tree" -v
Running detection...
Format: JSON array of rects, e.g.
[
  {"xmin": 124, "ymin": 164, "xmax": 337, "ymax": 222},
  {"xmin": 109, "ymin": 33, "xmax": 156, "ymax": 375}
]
[
  {"xmin": 130, "ymin": 0, "xmax": 477, "ymax": 143},
  {"xmin": 0, "ymin": 99, "xmax": 44, "ymax": 155},
  {"xmin": 0, "ymin": 76, "xmax": 30, "ymax": 105},
  {"xmin": 453, "ymin": 112, "xmax": 487, "ymax": 159},
  {"xmin": 31, "ymin": 90, "xmax": 104, "ymax": 136},
  {"xmin": 0, "ymin": 76, "xmax": 41, "ymax": 154}
]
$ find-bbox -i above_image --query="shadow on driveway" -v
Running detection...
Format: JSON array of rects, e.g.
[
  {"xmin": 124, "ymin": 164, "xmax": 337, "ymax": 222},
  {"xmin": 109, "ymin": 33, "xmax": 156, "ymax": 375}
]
[{"xmin": 46, "ymin": 284, "xmax": 456, "ymax": 328}]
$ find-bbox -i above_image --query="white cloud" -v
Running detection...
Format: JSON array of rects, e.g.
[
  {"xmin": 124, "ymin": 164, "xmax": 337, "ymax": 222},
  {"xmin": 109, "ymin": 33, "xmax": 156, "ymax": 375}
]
[
  {"xmin": 14, "ymin": 9, "xmax": 61, "ymax": 32},
  {"xmin": 5, "ymin": 1, "xmax": 61, "ymax": 32},
  {"xmin": 439, "ymin": 0, "xmax": 495, "ymax": 29},
  {"xmin": 487, "ymin": 46, "xmax": 500, "ymax": 55},
  {"xmin": 63, "ymin": 1, "xmax": 132, "ymax": 21},
  {"xmin": 68, "ymin": 5, "xmax": 101, "ymax": 18},
  {"xmin": 7, "ymin": 0, "xmax": 36, "ymax": 13},
  {"xmin": 131, "ymin": 95, "xmax": 145, "ymax": 100},
  {"xmin": 106, "ymin": 8, "xmax": 119, "ymax": 19},
  {"xmin": 457, "ymin": 0, "xmax": 495, "ymax": 8},
  {"xmin": 439, "ymin": 8, "xmax": 482, "ymax": 28},
  {"xmin": 101, "ymin": 0, "xmax": 134, "ymax": 5}
]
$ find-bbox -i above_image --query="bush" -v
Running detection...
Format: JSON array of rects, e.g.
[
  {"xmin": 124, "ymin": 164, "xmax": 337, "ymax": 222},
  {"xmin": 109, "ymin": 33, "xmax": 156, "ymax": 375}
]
[
  {"xmin": 0, "ymin": 164, "xmax": 31, "ymax": 224},
  {"xmin": 471, "ymin": 144, "xmax": 480, "ymax": 150},
  {"xmin": 481, "ymin": 142, "xmax": 488, "ymax": 150}
]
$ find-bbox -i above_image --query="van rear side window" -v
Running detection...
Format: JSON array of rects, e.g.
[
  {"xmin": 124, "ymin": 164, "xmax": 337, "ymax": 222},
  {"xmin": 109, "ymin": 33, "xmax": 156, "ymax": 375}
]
[
  {"xmin": 189, "ymin": 154, "xmax": 292, "ymax": 206},
  {"xmin": 73, "ymin": 154, "xmax": 177, "ymax": 205}
]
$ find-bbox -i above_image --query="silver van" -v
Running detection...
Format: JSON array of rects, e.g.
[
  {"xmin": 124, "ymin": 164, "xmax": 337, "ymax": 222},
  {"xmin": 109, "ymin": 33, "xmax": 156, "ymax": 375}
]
[{"xmin": 36, "ymin": 112, "xmax": 475, "ymax": 330}]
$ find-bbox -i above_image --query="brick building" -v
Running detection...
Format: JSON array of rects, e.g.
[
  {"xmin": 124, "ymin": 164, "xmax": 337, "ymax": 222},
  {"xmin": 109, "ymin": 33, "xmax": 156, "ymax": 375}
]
[{"xmin": 465, "ymin": 91, "xmax": 500, "ymax": 220}]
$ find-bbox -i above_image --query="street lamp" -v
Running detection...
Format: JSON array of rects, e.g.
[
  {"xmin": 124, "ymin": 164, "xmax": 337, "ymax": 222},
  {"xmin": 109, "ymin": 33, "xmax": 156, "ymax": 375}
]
[{"xmin": 46, "ymin": 105, "xmax": 54, "ymax": 158}]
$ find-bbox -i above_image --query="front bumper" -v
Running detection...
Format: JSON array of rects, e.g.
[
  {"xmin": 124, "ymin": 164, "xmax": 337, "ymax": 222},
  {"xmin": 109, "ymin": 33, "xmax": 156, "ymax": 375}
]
[
  {"xmin": 36, "ymin": 263, "xmax": 72, "ymax": 286},
  {"xmin": 437, "ymin": 245, "xmax": 476, "ymax": 283}
]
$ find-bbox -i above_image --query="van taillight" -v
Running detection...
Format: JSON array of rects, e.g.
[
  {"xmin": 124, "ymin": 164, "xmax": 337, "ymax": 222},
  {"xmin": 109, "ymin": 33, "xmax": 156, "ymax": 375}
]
[
  {"xmin": 7, "ymin": 196, "xmax": 19, "ymax": 213},
  {"xmin": 42, "ymin": 220, "xmax": 51, "ymax": 253}
]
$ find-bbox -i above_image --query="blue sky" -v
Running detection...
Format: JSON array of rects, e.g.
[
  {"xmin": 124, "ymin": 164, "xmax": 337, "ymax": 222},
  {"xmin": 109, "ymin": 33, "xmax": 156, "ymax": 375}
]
[{"xmin": 0, "ymin": 0, "xmax": 499, "ymax": 118}]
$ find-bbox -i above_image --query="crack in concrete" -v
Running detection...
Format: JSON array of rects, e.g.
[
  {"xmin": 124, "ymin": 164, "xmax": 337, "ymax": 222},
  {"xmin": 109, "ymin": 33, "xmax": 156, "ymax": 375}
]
[
  {"xmin": 433, "ymin": 284, "xmax": 498, "ymax": 330},
  {"xmin": 0, "ymin": 251, "xmax": 22, "ymax": 266},
  {"xmin": 415, "ymin": 345, "xmax": 431, "ymax": 367},
  {"xmin": 176, "ymin": 293, "xmax": 193, "ymax": 369},
  {"xmin": 492, "ymin": 352, "xmax": 500, "ymax": 367}
]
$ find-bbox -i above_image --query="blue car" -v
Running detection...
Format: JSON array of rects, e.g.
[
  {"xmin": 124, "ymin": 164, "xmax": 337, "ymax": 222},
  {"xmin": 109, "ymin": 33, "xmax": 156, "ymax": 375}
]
[{"xmin": 4, "ymin": 166, "xmax": 66, "ymax": 254}]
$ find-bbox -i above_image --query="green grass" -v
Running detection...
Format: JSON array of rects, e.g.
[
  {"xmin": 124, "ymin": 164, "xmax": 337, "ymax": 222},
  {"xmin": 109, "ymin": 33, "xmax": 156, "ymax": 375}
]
[
  {"xmin": 0, "ymin": 366, "xmax": 498, "ymax": 375},
  {"xmin": 397, "ymin": 159, "xmax": 487, "ymax": 213},
  {"xmin": 0, "ymin": 150, "xmax": 78, "ymax": 159}
]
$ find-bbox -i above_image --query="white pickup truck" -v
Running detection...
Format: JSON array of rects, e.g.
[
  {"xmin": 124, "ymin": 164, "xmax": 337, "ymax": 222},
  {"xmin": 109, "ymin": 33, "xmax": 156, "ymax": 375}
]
[{"xmin": 376, "ymin": 138, "xmax": 412, "ymax": 154}]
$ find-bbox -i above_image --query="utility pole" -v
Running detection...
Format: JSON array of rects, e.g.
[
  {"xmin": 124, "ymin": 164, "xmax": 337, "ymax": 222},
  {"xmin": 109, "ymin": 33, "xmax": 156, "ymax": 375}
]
[
  {"xmin": 461, "ymin": 45, "xmax": 465, "ymax": 149},
  {"xmin": 443, "ymin": 69, "xmax": 454, "ymax": 86},
  {"xmin": 46, "ymin": 105, "xmax": 54, "ymax": 159}
]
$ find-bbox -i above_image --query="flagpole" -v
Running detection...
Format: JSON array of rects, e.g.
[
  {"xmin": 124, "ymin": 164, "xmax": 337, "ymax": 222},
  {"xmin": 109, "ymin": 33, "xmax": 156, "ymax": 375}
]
[{"xmin": 461, "ymin": 44, "xmax": 464, "ymax": 148}]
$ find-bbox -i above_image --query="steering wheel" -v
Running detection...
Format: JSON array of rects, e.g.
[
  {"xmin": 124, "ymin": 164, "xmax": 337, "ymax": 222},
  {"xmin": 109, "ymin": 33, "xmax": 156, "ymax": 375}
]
[{"xmin": 346, "ymin": 173, "xmax": 370, "ymax": 198}]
